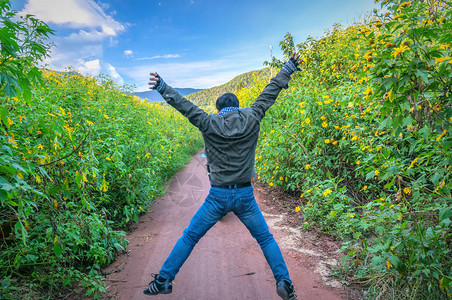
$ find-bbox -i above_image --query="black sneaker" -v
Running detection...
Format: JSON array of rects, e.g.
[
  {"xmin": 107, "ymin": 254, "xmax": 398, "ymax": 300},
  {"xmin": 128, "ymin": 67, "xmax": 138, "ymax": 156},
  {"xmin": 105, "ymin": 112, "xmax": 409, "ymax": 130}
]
[
  {"xmin": 143, "ymin": 273, "xmax": 172, "ymax": 295},
  {"xmin": 276, "ymin": 279, "xmax": 297, "ymax": 300}
]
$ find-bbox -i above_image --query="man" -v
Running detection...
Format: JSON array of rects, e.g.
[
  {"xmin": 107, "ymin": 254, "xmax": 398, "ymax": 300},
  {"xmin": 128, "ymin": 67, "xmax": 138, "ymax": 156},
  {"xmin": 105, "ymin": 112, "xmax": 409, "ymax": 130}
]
[{"xmin": 144, "ymin": 54, "xmax": 301, "ymax": 300}]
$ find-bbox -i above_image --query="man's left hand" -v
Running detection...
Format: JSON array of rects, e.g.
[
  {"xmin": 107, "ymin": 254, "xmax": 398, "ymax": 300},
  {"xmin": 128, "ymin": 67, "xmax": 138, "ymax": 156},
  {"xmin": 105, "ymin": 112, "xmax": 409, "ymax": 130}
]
[{"xmin": 149, "ymin": 72, "xmax": 167, "ymax": 93}]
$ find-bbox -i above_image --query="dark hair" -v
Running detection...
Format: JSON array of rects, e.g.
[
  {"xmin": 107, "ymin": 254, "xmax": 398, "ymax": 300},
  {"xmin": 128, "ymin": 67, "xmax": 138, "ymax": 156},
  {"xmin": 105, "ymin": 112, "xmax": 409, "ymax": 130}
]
[{"xmin": 216, "ymin": 93, "xmax": 239, "ymax": 111}]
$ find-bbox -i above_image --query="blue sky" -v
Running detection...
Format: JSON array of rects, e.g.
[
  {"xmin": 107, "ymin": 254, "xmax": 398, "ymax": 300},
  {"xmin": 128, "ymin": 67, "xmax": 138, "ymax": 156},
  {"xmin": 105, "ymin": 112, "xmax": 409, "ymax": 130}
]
[{"xmin": 12, "ymin": 0, "xmax": 379, "ymax": 91}]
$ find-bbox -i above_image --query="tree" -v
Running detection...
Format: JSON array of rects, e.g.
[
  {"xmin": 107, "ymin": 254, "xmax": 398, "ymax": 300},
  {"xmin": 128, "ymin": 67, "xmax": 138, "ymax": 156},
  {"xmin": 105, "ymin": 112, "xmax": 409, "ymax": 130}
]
[{"xmin": 0, "ymin": 0, "xmax": 53, "ymax": 100}]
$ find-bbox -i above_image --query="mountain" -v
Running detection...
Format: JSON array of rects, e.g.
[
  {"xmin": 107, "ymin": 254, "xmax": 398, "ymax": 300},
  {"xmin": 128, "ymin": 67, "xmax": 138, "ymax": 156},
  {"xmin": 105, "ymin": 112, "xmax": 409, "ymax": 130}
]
[
  {"xmin": 186, "ymin": 68, "xmax": 271, "ymax": 108},
  {"xmin": 135, "ymin": 88, "xmax": 203, "ymax": 102},
  {"xmin": 135, "ymin": 67, "xmax": 271, "ymax": 105}
]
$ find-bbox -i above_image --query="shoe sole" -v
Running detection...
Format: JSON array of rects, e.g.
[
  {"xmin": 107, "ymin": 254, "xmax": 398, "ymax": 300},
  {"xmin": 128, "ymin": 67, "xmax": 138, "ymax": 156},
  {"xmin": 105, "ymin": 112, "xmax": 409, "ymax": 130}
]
[{"xmin": 143, "ymin": 288, "xmax": 172, "ymax": 295}]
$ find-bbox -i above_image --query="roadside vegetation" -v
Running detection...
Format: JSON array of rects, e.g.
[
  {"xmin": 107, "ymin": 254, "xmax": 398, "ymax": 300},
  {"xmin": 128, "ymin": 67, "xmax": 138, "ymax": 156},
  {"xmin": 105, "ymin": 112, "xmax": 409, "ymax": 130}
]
[
  {"xmin": 0, "ymin": 1, "xmax": 202, "ymax": 298},
  {"xmin": 238, "ymin": 0, "xmax": 451, "ymax": 298}
]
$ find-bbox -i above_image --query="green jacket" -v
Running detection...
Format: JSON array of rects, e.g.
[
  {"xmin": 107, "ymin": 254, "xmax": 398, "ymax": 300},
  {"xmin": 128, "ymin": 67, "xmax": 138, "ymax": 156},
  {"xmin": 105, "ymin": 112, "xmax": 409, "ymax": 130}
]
[{"xmin": 160, "ymin": 69, "xmax": 292, "ymax": 186}]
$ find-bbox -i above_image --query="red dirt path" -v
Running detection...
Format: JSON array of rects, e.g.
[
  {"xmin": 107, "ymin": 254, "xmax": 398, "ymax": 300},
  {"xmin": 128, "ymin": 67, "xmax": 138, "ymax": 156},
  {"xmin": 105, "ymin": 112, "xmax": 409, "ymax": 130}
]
[{"xmin": 100, "ymin": 153, "xmax": 352, "ymax": 300}]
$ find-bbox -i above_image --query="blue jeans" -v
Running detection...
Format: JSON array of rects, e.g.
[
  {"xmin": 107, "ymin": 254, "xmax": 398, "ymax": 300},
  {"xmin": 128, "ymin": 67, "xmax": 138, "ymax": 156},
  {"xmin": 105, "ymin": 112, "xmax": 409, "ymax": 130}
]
[{"xmin": 159, "ymin": 186, "xmax": 291, "ymax": 284}]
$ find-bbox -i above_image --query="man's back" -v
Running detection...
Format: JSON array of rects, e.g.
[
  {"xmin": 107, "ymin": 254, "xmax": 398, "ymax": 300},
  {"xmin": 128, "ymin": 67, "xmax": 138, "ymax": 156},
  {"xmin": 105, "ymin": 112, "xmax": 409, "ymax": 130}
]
[
  {"xmin": 202, "ymin": 107, "xmax": 261, "ymax": 186},
  {"xmin": 157, "ymin": 70, "xmax": 291, "ymax": 186}
]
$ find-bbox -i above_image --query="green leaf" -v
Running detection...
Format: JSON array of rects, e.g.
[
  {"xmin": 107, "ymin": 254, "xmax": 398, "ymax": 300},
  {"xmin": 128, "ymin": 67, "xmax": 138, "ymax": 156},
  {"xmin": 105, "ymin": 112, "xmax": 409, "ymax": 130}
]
[
  {"xmin": 0, "ymin": 189, "xmax": 7, "ymax": 202},
  {"xmin": 53, "ymin": 242, "xmax": 63, "ymax": 257},
  {"xmin": 415, "ymin": 69, "xmax": 431, "ymax": 84},
  {"xmin": 439, "ymin": 207, "xmax": 452, "ymax": 222},
  {"xmin": 387, "ymin": 166, "xmax": 400, "ymax": 175},
  {"xmin": 371, "ymin": 255, "xmax": 385, "ymax": 267},
  {"xmin": 0, "ymin": 106, "xmax": 9, "ymax": 131},
  {"xmin": 365, "ymin": 171, "xmax": 375, "ymax": 181},
  {"xmin": 419, "ymin": 126, "xmax": 430, "ymax": 140},
  {"xmin": 385, "ymin": 180, "xmax": 394, "ymax": 189},
  {"xmin": 402, "ymin": 116, "xmax": 413, "ymax": 127}
]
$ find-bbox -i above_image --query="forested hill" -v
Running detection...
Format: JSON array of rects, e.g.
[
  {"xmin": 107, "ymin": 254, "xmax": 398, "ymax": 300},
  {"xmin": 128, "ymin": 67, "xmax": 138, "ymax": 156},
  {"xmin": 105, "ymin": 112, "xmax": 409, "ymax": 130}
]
[
  {"xmin": 135, "ymin": 88, "xmax": 203, "ymax": 102},
  {"xmin": 186, "ymin": 67, "xmax": 271, "ymax": 109}
]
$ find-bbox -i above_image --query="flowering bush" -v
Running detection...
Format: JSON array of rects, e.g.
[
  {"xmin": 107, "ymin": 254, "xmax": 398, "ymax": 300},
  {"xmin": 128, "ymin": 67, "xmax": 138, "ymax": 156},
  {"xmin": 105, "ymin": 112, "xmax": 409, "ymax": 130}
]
[
  {"xmin": 0, "ymin": 3, "xmax": 202, "ymax": 297},
  {"xmin": 239, "ymin": 0, "xmax": 451, "ymax": 298},
  {"xmin": 0, "ymin": 69, "xmax": 202, "ymax": 298}
]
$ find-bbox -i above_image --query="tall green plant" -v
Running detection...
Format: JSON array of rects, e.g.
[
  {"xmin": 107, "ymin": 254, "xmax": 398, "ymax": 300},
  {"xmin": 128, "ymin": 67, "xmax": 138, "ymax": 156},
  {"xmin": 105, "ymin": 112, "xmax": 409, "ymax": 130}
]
[
  {"xmin": 0, "ymin": 0, "xmax": 53, "ymax": 100},
  {"xmin": 237, "ymin": 0, "xmax": 451, "ymax": 298}
]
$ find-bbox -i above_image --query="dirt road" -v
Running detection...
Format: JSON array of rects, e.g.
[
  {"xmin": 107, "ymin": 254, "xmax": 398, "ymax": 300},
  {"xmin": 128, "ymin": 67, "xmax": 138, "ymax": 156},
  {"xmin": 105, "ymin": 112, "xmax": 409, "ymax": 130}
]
[{"xmin": 101, "ymin": 153, "xmax": 350, "ymax": 300}]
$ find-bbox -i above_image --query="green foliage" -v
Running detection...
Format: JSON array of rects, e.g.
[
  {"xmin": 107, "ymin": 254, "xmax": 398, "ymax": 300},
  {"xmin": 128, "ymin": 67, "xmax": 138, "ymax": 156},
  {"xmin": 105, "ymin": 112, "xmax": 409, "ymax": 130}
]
[
  {"xmin": 0, "ymin": 4, "xmax": 203, "ymax": 294},
  {"xmin": 237, "ymin": 0, "xmax": 451, "ymax": 298},
  {"xmin": 0, "ymin": 0, "xmax": 53, "ymax": 100},
  {"xmin": 186, "ymin": 68, "xmax": 271, "ymax": 110},
  {"xmin": 0, "ymin": 69, "xmax": 202, "ymax": 298}
]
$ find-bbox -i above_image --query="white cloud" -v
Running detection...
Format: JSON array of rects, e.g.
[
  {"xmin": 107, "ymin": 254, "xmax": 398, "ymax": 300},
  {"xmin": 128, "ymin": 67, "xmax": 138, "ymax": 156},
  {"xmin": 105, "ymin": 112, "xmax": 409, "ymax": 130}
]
[
  {"xmin": 22, "ymin": 0, "xmax": 127, "ymax": 88},
  {"xmin": 105, "ymin": 63, "xmax": 124, "ymax": 86},
  {"xmin": 21, "ymin": 0, "xmax": 124, "ymax": 36},
  {"xmin": 77, "ymin": 59, "xmax": 101, "ymax": 75},
  {"xmin": 137, "ymin": 54, "xmax": 181, "ymax": 60},
  {"xmin": 124, "ymin": 50, "xmax": 133, "ymax": 57}
]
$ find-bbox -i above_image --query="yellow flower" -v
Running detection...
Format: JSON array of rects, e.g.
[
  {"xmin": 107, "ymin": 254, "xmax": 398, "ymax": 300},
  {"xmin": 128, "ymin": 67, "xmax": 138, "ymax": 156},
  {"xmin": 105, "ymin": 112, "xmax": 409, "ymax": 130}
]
[
  {"xmin": 322, "ymin": 189, "xmax": 332, "ymax": 197},
  {"xmin": 54, "ymin": 199, "xmax": 58, "ymax": 208},
  {"xmin": 320, "ymin": 115, "xmax": 326, "ymax": 120},
  {"xmin": 106, "ymin": 157, "xmax": 112, "ymax": 161},
  {"xmin": 386, "ymin": 260, "xmax": 393, "ymax": 269},
  {"xmin": 436, "ymin": 129, "xmax": 447, "ymax": 141},
  {"xmin": 279, "ymin": 176, "xmax": 284, "ymax": 181},
  {"xmin": 322, "ymin": 121, "xmax": 328, "ymax": 128},
  {"xmin": 305, "ymin": 118, "xmax": 311, "ymax": 124},
  {"xmin": 305, "ymin": 164, "xmax": 311, "ymax": 170},
  {"xmin": 59, "ymin": 107, "xmax": 66, "ymax": 115},
  {"xmin": 37, "ymin": 144, "xmax": 44, "ymax": 150},
  {"xmin": 356, "ymin": 160, "xmax": 361, "ymax": 165},
  {"xmin": 269, "ymin": 182, "xmax": 274, "ymax": 187},
  {"xmin": 306, "ymin": 189, "xmax": 312, "ymax": 193},
  {"xmin": 392, "ymin": 45, "xmax": 410, "ymax": 58},
  {"xmin": 86, "ymin": 120, "xmax": 94, "ymax": 125},
  {"xmin": 363, "ymin": 86, "xmax": 373, "ymax": 99},
  {"xmin": 332, "ymin": 141, "xmax": 338, "ymax": 146},
  {"xmin": 325, "ymin": 139, "xmax": 330, "ymax": 144},
  {"xmin": 363, "ymin": 51, "xmax": 373, "ymax": 62},
  {"xmin": 375, "ymin": 170, "xmax": 380, "ymax": 175},
  {"xmin": 295, "ymin": 206, "xmax": 301, "ymax": 213},
  {"xmin": 103, "ymin": 114, "xmax": 109, "ymax": 119},
  {"xmin": 398, "ymin": 1, "xmax": 411, "ymax": 9},
  {"xmin": 403, "ymin": 187, "xmax": 411, "ymax": 194},
  {"xmin": 362, "ymin": 185, "xmax": 368, "ymax": 191},
  {"xmin": 408, "ymin": 157, "xmax": 418, "ymax": 169},
  {"xmin": 7, "ymin": 117, "xmax": 14, "ymax": 126}
]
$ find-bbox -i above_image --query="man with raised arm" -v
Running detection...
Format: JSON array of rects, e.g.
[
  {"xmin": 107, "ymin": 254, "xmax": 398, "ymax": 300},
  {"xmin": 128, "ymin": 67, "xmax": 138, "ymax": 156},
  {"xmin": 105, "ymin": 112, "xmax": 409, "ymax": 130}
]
[{"xmin": 144, "ymin": 54, "xmax": 301, "ymax": 300}]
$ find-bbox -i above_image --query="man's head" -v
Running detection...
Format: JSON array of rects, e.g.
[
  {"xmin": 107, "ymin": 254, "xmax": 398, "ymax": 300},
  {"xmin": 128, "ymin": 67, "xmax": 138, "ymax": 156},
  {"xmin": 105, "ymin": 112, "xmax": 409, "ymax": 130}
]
[{"xmin": 216, "ymin": 93, "xmax": 239, "ymax": 112}]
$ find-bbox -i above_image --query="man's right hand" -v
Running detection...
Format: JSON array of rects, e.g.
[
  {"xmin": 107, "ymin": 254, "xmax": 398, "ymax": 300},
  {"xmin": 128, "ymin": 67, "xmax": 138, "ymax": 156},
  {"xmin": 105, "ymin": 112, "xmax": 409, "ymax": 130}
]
[{"xmin": 282, "ymin": 53, "xmax": 302, "ymax": 75}]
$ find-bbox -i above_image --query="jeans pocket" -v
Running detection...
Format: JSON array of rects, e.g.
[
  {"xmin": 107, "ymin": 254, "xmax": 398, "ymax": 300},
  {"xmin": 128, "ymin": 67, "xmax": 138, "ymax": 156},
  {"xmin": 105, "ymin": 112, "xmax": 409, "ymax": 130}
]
[{"xmin": 235, "ymin": 193, "xmax": 255, "ymax": 214}]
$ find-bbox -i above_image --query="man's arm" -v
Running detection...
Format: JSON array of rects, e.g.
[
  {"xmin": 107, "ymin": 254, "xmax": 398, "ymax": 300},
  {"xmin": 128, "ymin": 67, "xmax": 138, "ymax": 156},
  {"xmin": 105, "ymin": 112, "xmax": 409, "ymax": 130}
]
[
  {"xmin": 149, "ymin": 73, "xmax": 209, "ymax": 131},
  {"xmin": 251, "ymin": 54, "xmax": 302, "ymax": 121}
]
